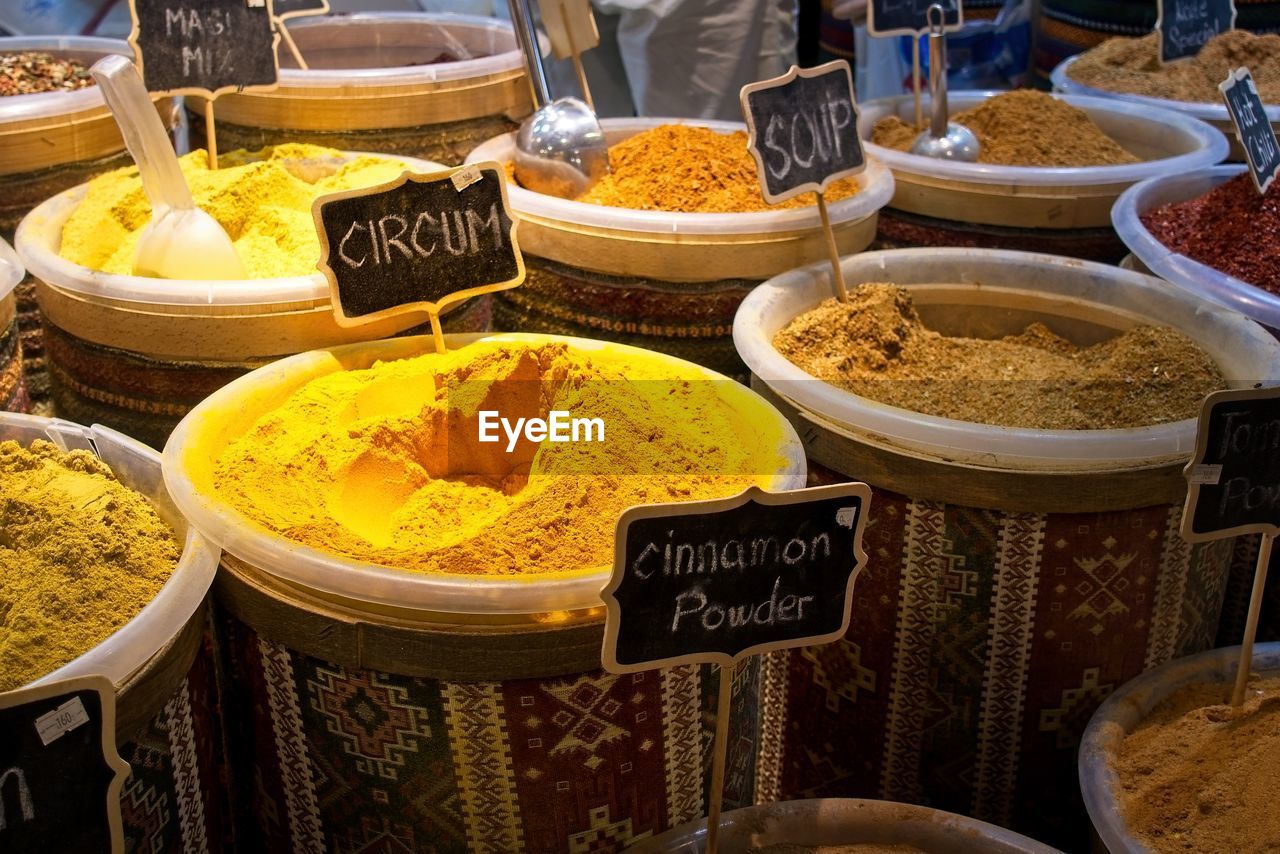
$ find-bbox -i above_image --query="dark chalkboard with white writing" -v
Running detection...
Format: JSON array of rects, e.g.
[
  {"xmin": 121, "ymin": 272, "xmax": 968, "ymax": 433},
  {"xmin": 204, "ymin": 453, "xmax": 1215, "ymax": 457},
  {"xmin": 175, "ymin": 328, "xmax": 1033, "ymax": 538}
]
[
  {"xmin": 602, "ymin": 483, "xmax": 871, "ymax": 672},
  {"xmin": 867, "ymin": 0, "xmax": 962, "ymax": 37},
  {"xmin": 1182, "ymin": 387, "xmax": 1280, "ymax": 541},
  {"xmin": 314, "ymin": 163, "xmax": 523, "ymax": 326},
  {"xmin": 274, "ymin": 0, "xmax": 329, "ymax": 20},
  {"xmin": 1158, "ymin": 0, "xmax": 1236, "ymax": 64},
  {"xmin": 129, "ymin": 0, "xmax": 279, "ymax": 97},
  {"xmin": 0, "ymin": 677, "xmax": 128, "ymax": 853},
  {"xmin": 740, "ymin": 61, "xmax": 866, "ymax": 205},
  {"xmin": 1221, "ymin": 68, "xmax": 1280, "ymax": 194}
]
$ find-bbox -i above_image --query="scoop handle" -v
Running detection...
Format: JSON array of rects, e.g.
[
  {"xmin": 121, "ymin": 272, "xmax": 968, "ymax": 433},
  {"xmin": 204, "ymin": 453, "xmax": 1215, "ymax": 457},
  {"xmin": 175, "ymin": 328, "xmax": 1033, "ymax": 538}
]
[
  {"xmin": 91, "ymin": 55, "xmax": 194, "ymax": 214},
  {"xmin": 508, "ymin": 0, "xmax": 552, "ymax": 108},
  {"xmin": 927, "ymin": 4, "xmax": 948, "ymax": 139}
]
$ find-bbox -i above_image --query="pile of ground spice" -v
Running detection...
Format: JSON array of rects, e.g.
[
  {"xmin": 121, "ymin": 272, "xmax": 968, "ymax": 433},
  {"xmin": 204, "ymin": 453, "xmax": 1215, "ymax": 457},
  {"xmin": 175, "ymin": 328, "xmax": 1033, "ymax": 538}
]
[
  {"xmin": 870, "ymin": 89, "xmax": 1139, "ymax": 167},
  {"xmin": 0, "ymin": 440, "xmax": 179, "ymax": 692},
  {"xmin": 1142, "ymin": 172, "xmax": 1280, "ymax": 295},
  {"xmin": 1069, "ymin": 30, "xmax": 1280, "ymax": 104},
  {"xmin": 0, "ymin": 51, "xmax": 94, "ymax": 97},
  {"xmin": 773, "ymin": 284, "xmax": 1223, "ymax": 429},
  {"xmin": 212, "ymin": 340, "xmax": 784, "ymax": 577},
  {"xmin": 1113, "ymin": 675, "xmax": 1280, "ymax": 853},
  {"xmin": 58, "ymin": 143, "xmax": 408, "ymax": 278},
  {"xmin": 571, "ymin": 124, "xmax": 860, "ymax": 213}
]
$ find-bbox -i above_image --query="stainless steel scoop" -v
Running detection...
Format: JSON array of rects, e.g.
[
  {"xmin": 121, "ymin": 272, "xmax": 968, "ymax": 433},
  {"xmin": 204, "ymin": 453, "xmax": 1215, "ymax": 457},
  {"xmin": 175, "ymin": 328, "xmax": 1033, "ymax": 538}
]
[{"xmin": 910, "ymin": 3, "xmax": 980, "ymax": 162}]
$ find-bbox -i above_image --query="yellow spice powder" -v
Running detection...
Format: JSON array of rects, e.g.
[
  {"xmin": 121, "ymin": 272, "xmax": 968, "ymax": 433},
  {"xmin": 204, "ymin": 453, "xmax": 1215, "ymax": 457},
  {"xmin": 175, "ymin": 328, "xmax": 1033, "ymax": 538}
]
[
  {"xmin": 0, "ymin": 440, "xmax": 179, "ymax": 692},
  {"xmin": 58, "ymin": 143, "xmax": 409, "ymax": 279},
  {"xmin": 212, "ymin": 340, "xmax": 784, "ymax": 577}
]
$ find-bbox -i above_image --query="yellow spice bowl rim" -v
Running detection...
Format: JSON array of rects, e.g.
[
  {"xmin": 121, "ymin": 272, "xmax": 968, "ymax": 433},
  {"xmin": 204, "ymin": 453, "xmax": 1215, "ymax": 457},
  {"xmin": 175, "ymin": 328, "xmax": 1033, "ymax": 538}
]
[{"xmin": 161, "ymin": 332, "xmax": 807, "ymax": 616}]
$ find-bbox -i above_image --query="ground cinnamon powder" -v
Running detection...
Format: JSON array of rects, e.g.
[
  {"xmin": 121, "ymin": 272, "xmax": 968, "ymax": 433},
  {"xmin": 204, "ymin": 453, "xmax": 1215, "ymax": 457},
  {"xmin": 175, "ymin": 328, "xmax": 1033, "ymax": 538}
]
[
  {"xmin": 871, "ymin": 89, "xmax": 1139, "ymax": 167},
  {"xmin": 773, "ymin": 283, "xmax": 1222, "ymax": 429},
  {"xmin": 1113, "ymin": 675, "xmax": 1280, "ymax": 853},
  {"xmin": 1069, "ymin": 30, "xmax": 1280, "ymax": 104},
  {"xmin": 573, "ymin": 124, "xmax": 860, "ymax": 213}
]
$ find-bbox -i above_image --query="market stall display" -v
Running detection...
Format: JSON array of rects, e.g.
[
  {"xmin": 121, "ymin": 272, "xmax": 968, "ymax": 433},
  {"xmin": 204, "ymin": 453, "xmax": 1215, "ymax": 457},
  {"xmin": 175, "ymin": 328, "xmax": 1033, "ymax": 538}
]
[
  {"xmin": 858, "ymin": 90, "xmax": 1228, "ymax": 261},
  {"xmin": 734, "ymin": 248, "xmax": 1280, "ymax": 847},
  {"xmin": 163, "ymin": 331, "xmax": 805, "ymax": 850},
  {"xmin": 0, "ymin": 237, "xmax": 26, "ymax": 411},
  {"xmin": 187, "ymin": 13, "xmax": 534, "ymax": 166}
]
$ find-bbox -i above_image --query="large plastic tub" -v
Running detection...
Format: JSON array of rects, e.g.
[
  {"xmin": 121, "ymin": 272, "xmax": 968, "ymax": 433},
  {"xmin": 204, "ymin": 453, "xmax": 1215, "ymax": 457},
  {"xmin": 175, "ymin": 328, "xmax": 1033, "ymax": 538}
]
[
  {"xmin": 858, "ymin": 91, "xmax": 1227, "ymax": 261},
  {"xmin": 733, "ymin": 247, "xmax": 1280, "ymax": 847},
  {"xmin": 1079, "ymin": 642, "xmax": 1280, "ymax": 853},
  {"xmin": 467, "ymin": 118, "xmax": 895, "ymax": 377},
  {"xmin": 0, "ymin": 237, "xmax": 25, "ymax": 411},
  {"xmin": 188, "ymin": 13, "xmax": 534, "ymax": 165},
  {"xmin": 0, "ymin": 411, "xmax": 224, "ymax": 852},
  {"xmin": 1113, "ymin": 164, "xmax": 1280, "ymax": 334}
]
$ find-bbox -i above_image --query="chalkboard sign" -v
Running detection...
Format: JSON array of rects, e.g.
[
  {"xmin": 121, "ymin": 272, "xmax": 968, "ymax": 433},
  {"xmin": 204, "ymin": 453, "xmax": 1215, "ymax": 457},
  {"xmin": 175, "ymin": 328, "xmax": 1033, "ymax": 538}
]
[
  {"xmin": 128, "ymin": 0, "xmax": 280, "ymax": 97},
  {"xmin": 315, "ymin": 163, "xmax": 523, "ymax": 326},
  {"xmin": 1221, "ymin": 67, "xmax": 1280, "ymax": 194},
  {"xmin": 740, "ymin": 61, "xmax": 866, "ymax": 205},
  {"xmin": 867, "ymin": 0, "xmax": 963, "ymax": 37},
  {"xmin": 1182, "ymin": 387, "xmax": 1280, "ymax": 541},
  {"xmin": 273, "ymin": 0, "xmax": 328, "ymax": 20},
  {"xmin": 602, "ymin": 483, "xmax": 871, "ymax": 672},
  {"xmin": 0, "ymin": 676, "xmax": 128, "ymax": 853},
  {"xmin": 1157, "ymin": 0, "xmax": 1236, "ymax": 64}
]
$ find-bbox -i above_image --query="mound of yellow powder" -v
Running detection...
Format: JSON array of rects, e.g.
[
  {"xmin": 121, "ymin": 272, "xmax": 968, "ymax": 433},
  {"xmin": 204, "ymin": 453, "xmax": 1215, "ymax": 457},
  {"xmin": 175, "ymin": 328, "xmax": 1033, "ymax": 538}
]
[
  {"xmin": 58, "ymin": 143, "xmax": 409, "ymax": 279},
  {"xmin": 212, "ymin": 341, "xmax": 785, "ymax": 577},
  {"xmin": 0, "ymin": 440, "xmax": 180, "ymax": 692}
]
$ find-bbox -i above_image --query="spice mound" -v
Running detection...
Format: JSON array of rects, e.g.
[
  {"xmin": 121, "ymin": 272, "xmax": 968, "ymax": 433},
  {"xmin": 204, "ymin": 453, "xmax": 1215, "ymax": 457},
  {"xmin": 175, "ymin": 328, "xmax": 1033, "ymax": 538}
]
[
  {"xmin": 0, "ymin": 440, "xmax": 179, "ymax": 692},
  {"xmin": 871, "ymin": 90, "xmax": 1139, "ymax": 167},
  {"xmin": 58, "ymin": 143, "xmax": 408, "ymax": 279},
  {"xmin": 212, "ymin": 340, "xmax": 784, "ymax": 577},
  {"xmin": 0, "ymin": 52, "xmax": 94, "ymax": 97},
  {"xmin": 1141, "ymin": 172, "xmax": 1280, "ymax": 296},
  {"xmin": 773, "ymin": 283, "xmax": 1223, "ymax": 429},
  {"xmin": 1114, "ymin": 675, "xmax": 1280, "ymax": 854},
  {"xmin": 1068, "ymin": 30, "xmax": 1280, "ymax": 104},
  {"xmin": 570, "ymin": 124, "xmax": 859, "ymax": 213}
]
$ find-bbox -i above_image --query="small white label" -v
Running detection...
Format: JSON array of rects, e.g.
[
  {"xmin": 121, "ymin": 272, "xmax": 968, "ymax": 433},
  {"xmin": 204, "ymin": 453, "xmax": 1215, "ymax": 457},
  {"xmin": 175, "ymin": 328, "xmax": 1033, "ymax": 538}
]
[
  {"xmin": 247, "ymin": 0, "xmax": 266, "ymax": 6},
  {"xmin": 836, "ymin": 507, "xmax": 858, "ymax": 529},
  {"xmin": 451, "ymin": 165, "xmax": 483, "ymax": 192},
  {"xmin": 35, "ymin": 697, "xmax": 90, "ymax": 746},
  {"xmin": 1190, "ymin": 464, "xmax": 1224, "ymax": 485}
]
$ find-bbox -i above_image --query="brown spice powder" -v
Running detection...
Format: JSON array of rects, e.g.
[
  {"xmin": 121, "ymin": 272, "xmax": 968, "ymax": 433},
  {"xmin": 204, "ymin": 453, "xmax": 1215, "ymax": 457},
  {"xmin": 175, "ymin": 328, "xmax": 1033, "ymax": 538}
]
[
  {"xmin": 1069, "ymin": 30, "xmax": 1280, "ymax": 104},
  {"xmin": 572, "ymin": 124, "xmax": 860, "ymax": 213},
  {"xmin": 773, "ymin": 283, "xmax": 1223, "ymax": 429},
  {"xmin": 871, "ymin": 89, "xmax": 1139, "ymax": 167},
  {"xmin": 1113, "ymin": 676, "xmax": 1280, "ymax": 854}
]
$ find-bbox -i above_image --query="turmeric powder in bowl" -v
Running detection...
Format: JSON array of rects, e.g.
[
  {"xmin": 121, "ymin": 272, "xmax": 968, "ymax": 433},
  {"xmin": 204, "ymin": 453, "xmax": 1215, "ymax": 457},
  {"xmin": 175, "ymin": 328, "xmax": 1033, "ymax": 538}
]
[{"xmin": 210, "ymin": 339, "xmax": 786, "ymax": 578}]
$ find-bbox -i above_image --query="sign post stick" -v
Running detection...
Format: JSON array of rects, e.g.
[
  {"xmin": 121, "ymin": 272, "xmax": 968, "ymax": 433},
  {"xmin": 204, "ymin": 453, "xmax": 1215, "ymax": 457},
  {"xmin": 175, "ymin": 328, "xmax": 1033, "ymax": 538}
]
[
  {"xmin": 277, "ymin": 21, "xmax": 309, "ymax": 70},
  {"xmin": 204, "ymin": 100, "xmax": 218, "ymax": 170},
  {"xmin": 705, "ymin": 664, "xmax": 734, "ymax": 854},
  {"xmin": 560, "ymin": 0, "xmax": 594, "ymax": 110},
  {"xmin": 1232, "ymin": 531, "xmax": 1275, "ymax": 706},
  {"xmin": 815, "ymin": 194, "xmax": 849, "ymax": 302},
  {"xmin": 428, "ymin": 311, "xmax": 447, "ymax": 355},
  {"xmin": 912, "ymin": 37, "xmax": 923, "ymax": 130}
]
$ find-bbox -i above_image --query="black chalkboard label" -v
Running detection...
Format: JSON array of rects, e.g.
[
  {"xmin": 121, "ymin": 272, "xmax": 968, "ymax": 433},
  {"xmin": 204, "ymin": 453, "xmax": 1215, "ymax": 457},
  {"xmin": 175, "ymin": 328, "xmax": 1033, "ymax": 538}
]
[
  {"xmin": 0, "ymin": 676, "xmax": 128, "ymax": 853},
  {"xmin": 1221, "ymin": 68, "xmax": 1280, "ymax": 194},
  {"xmin": 1182, "ymin": 387, "xmax": 1280, "ymax": 541},
  {"xmin": 315, "ymin": 163, "xmax": 523, "ymax": 326},
  {"xmin": 129, "ymin": 0, "xmax": 279, "ymax": 97},
  {"xmin": 602, "ymin": 484, "xmax": 871, "ymax": 672},
  {"xmin": 740, "ymin": 61, "xmax": 866, "ymax": 205},
  {"xmin": 1157, "ymin": 0, "xmax": 1236, "ymax": 64},
  {"xmin": 273, "ymin": 0, "xmax": 328, "ymax": 20},
  {"xmin": 867, "ymin": 0, "xmax": 962, "ymax": 37}
]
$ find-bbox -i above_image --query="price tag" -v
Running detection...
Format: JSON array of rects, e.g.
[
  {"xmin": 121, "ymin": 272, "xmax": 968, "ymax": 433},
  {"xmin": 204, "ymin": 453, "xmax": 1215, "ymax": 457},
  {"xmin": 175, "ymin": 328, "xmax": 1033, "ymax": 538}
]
[
  {"xmin": 313, "ymin": 162, "xmax": 523, "ymax": 328},
  {"xmin": 128, "ymin": 0, "xmax": 280, "ymax": 97},
  {"xmin": 1182, "ymin": 386, "xmax": 1280, "ymax": 542},
  {"xmin": 1157, "ymin": 0, "xmax": 1236, "ymax": 64},
  {"xmin": 740, "ymin": 60, "xmax": 866, "ymax": 205},
  {"xmin": 602, "ymin": 483, "xmax": 871, "ymax": 672},
  {"xmin": 272, "ymin": 0, "xmax": 328, "ymax": 21},
  {"xmin": 1221, "ymin": 67, "xmax": 1280, "ymax": 194},
  {"xmin": 0, "ymin": 676, "xmax": 129, "ymax": 853},
  {"xmin": 867, "ymin": 0, "xmax": 963, "ymax": 38},
  {"xmin": 539, "ymin": 0, "xmax": 599, "ymax": 61}
]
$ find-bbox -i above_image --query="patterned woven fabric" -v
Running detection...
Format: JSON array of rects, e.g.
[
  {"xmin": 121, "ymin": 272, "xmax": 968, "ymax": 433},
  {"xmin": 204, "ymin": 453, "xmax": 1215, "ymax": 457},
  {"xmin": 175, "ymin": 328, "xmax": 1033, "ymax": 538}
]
[{"xmin": 1, "ymin": 316, "xmax": 28, "ymax": 413}]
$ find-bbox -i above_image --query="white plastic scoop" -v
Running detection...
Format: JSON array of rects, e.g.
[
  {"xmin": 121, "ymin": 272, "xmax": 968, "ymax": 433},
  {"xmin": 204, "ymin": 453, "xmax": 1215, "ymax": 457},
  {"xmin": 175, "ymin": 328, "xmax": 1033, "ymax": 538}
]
[{"xmin": 90, "ymin": 55, "xmax": 245, "ymax": 280}]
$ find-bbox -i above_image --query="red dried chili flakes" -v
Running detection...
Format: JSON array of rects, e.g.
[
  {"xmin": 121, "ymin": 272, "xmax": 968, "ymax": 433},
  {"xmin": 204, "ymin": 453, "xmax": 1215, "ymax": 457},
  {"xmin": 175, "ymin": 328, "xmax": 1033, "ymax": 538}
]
[
  {"xmin": 0, "ymin": 52, "xmax": 95, "ymax": 97},
  {"xmin": 1141, "ymin": 172, "xmax": 1280, "ymax": 297}
]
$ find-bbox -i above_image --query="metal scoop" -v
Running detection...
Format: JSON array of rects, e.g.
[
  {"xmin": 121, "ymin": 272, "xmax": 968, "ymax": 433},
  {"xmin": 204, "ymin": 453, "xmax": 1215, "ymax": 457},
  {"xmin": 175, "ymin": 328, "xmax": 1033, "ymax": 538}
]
[
  {"xmin": 507, "ymin": 0, "xmax": 609, "ymax": 198},
  {"xmin": 91, "ymin": 55, "xmax": 246, "ymax": 280},
  {"xmin": 910, "ymin": 4, "xmax": 980, "ymax": 162}
]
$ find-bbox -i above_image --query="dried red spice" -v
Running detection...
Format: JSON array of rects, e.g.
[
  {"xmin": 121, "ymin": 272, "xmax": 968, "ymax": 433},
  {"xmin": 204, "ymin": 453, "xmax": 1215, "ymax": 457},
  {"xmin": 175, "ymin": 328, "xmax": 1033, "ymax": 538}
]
[{"xmin": 1141, "ymin": 173, "xmax": 1280, "ymax": 296}]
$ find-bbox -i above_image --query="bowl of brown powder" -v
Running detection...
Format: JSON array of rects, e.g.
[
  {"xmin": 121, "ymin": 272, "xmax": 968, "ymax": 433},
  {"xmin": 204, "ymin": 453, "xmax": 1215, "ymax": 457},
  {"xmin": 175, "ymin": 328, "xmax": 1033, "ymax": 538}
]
[{"xmin": 1079, "ymin": 642, "xmax": 1280, "ymax": 853}]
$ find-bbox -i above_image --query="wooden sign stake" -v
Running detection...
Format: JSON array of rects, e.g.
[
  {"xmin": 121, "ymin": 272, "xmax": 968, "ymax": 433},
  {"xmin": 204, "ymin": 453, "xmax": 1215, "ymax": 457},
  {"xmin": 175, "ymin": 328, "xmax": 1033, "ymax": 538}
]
[
  {"xmin": 277, "ymin": 21, "xmax": 309, "ymax": 70},
  {"xmin": 560, "ymin": 0, "xmax": 594, "ymax": 111},
  {"xmin": 705, "ymin": 664, "xmax": 733, "ymax": 854},
  {"xmin": 912, "ymin": 37, "xmax": 923, "ymax": 130},
  {"xmin": 815, "ymin": 194, "xmax": 849, "ymax": 302},
  {"xmin": 204, "ymin": 100, "xmax": 219, "ymax": 170},
  {"xmin": 1232, "ymin": 531, "xmax": 1275, "ymax": 706}
]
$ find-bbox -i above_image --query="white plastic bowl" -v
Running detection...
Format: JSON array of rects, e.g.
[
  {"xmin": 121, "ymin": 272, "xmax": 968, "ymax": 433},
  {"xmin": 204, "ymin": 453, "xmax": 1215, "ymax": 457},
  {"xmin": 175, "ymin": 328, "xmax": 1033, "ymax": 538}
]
[
  {"xmin": 0, "ymin": 237, "xmax": 21, "ymax": 302},
  {"xmin": 0, "ymin": 411, "xmax": 218, "ymax": 690},
  {"xmin": 1113, "ymin": 164, "xmax": 1280, "ymax": 332},
  {"xmin": 734, "ymin": 247, "xmax": 1280, "ymax": 468},
  {"xmin": 0, "ymin": 36, "xmax": 130, "ymax": 125}
]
